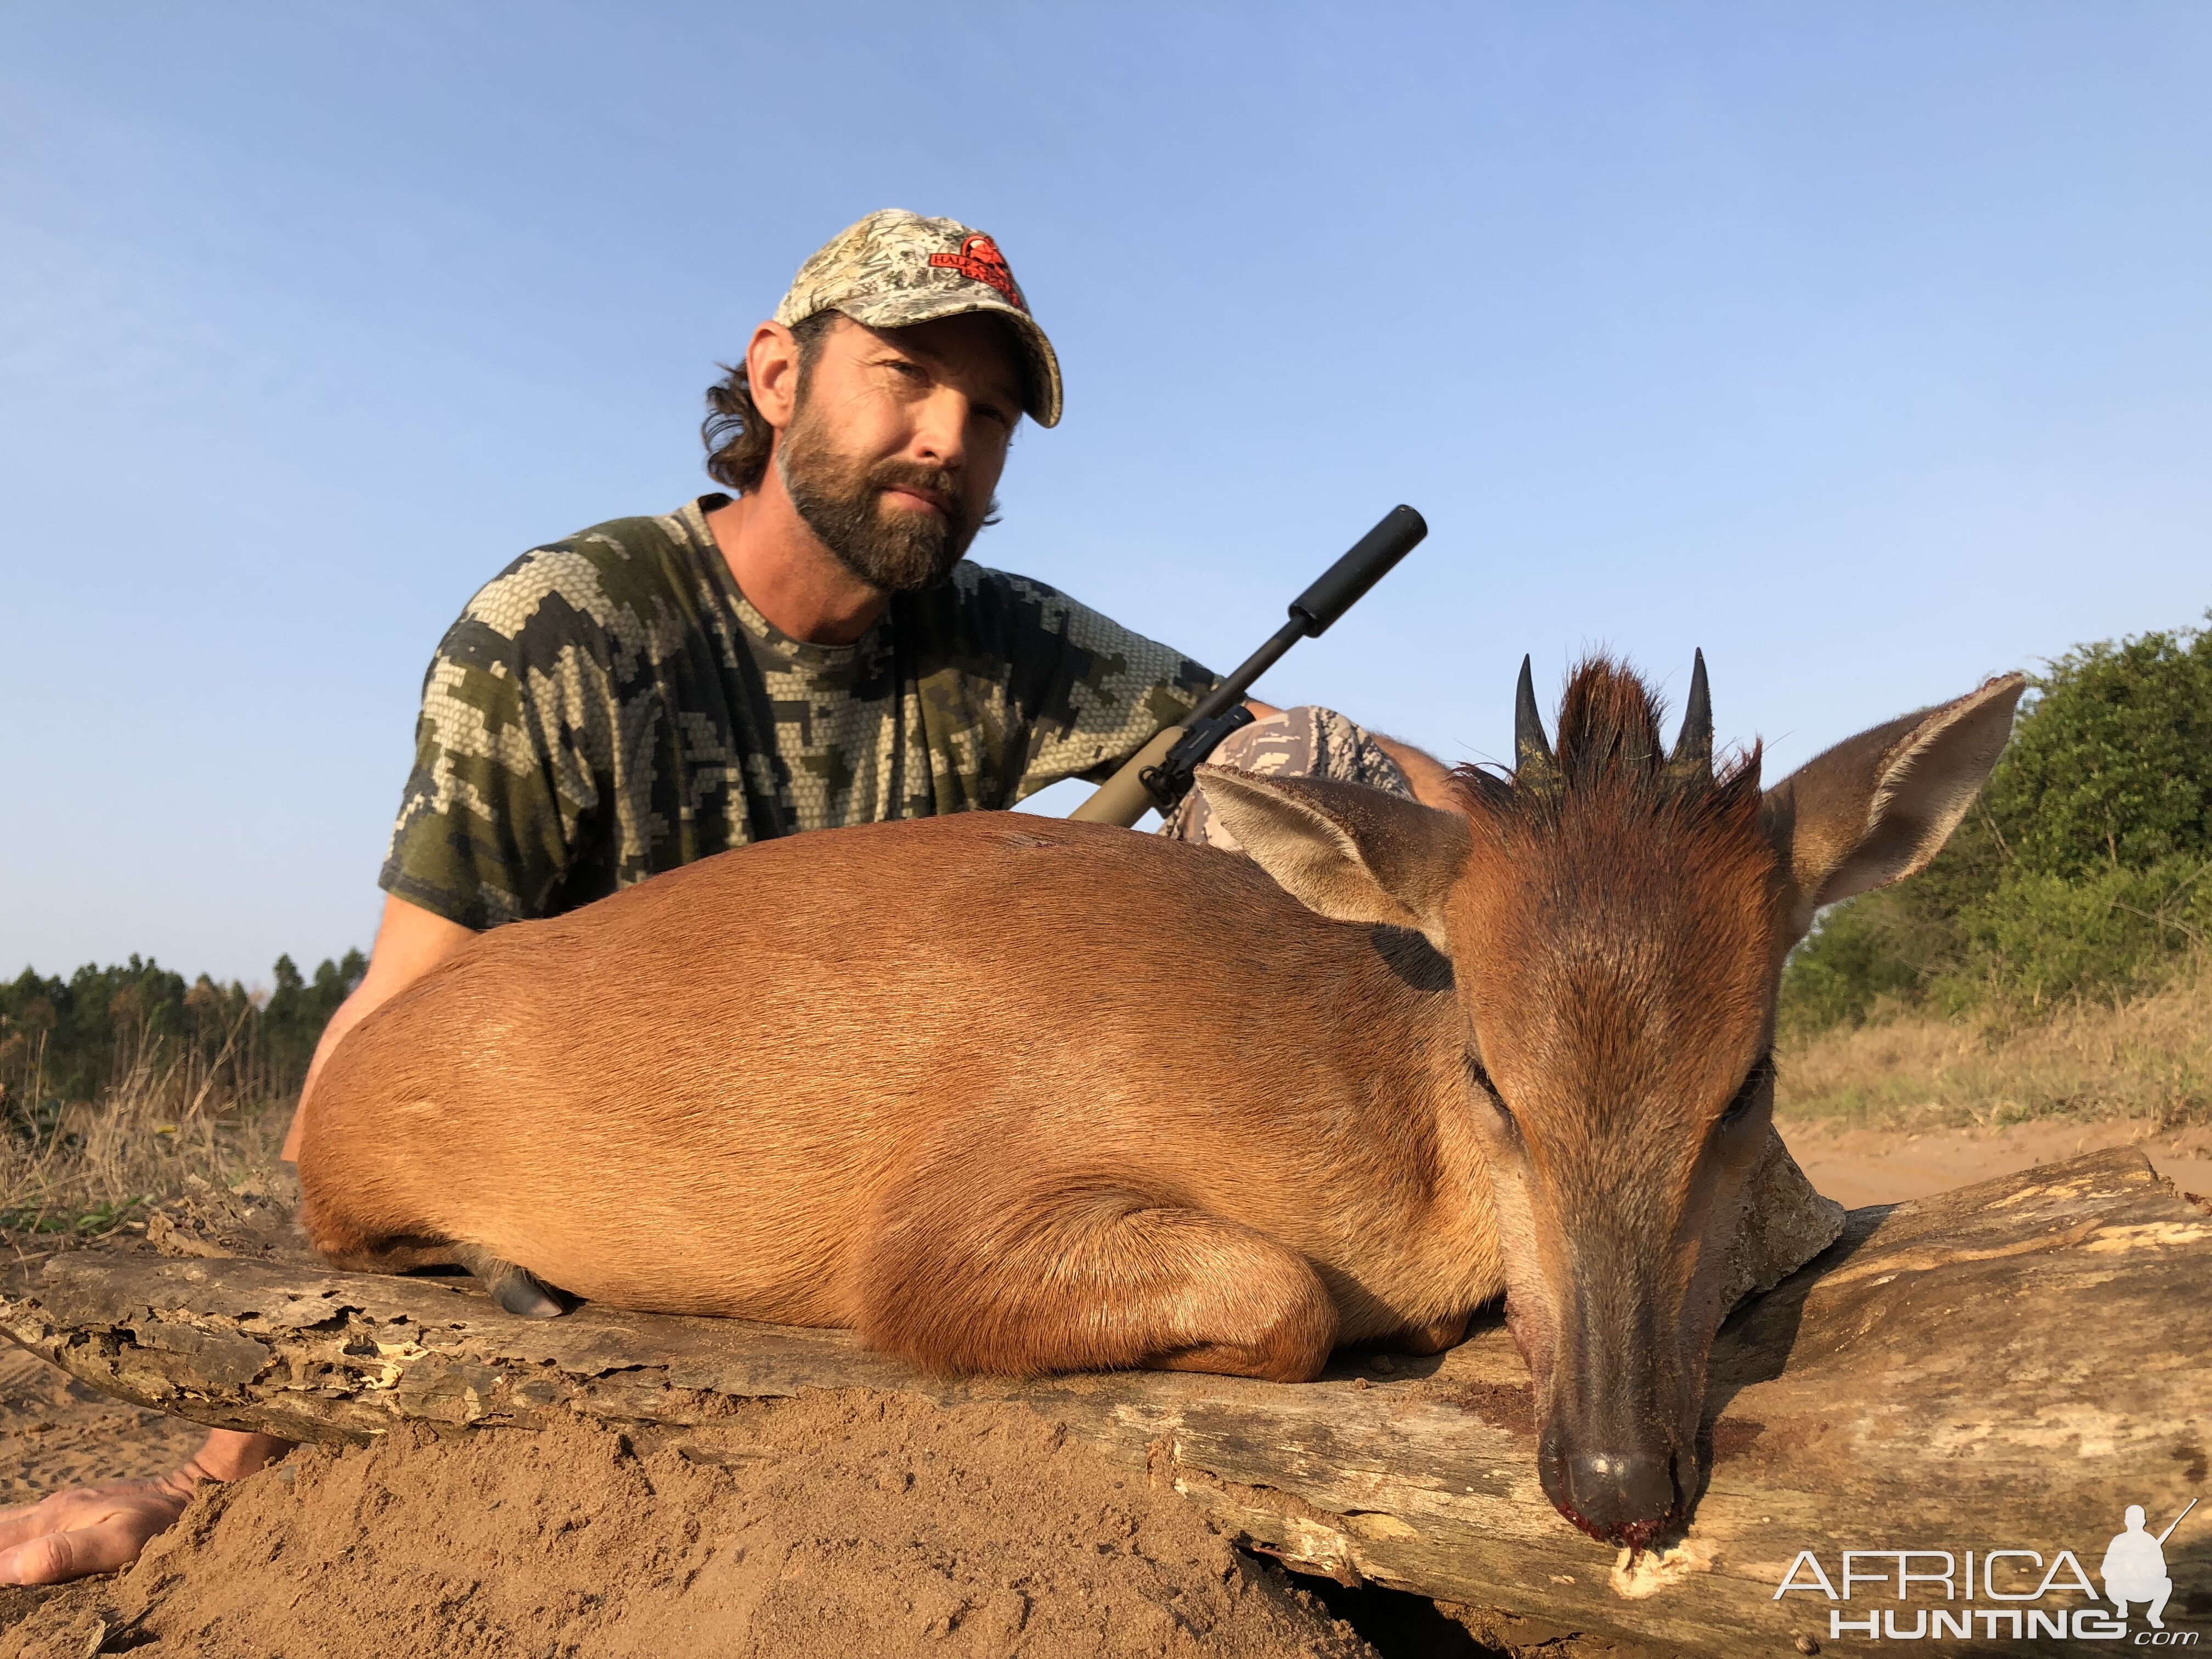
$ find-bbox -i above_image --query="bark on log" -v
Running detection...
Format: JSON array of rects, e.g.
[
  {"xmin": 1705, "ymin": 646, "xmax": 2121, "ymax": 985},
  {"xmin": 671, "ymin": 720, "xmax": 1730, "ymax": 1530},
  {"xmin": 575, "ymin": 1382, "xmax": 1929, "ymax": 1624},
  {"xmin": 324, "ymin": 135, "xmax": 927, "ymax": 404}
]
[{"xmin": 4, "ymin": 1147, "xmax": 2207, "ymax": 1657}]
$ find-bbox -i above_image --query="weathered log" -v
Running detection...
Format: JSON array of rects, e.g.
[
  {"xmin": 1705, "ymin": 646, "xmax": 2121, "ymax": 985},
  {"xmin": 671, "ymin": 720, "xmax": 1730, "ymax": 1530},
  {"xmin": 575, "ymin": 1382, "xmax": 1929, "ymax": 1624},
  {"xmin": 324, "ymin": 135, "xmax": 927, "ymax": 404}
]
[{"xmin": 4, "ymin": 1147, "xmax": 2207, "ymax": 1656}]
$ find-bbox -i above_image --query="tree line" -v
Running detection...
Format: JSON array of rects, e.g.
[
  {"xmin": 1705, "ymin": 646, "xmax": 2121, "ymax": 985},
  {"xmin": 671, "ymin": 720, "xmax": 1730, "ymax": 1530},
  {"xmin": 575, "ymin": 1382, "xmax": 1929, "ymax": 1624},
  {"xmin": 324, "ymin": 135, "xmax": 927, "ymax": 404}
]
[
  {"xmin": 1, "ymin": 950, "xmax": 366, "ymax": 1127},
  {"xmin": 1781, "ymin": 612, "xmax": 2211, "ymax": 1032}
]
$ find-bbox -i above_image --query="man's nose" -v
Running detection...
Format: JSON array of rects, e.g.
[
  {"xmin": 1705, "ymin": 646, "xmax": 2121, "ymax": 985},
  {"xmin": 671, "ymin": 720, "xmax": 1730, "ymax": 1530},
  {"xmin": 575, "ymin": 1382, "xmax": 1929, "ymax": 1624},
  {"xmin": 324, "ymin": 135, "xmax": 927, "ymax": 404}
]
[{"xmin": 909, "ymin": 388, "xmax": 973, "ymax": 470}]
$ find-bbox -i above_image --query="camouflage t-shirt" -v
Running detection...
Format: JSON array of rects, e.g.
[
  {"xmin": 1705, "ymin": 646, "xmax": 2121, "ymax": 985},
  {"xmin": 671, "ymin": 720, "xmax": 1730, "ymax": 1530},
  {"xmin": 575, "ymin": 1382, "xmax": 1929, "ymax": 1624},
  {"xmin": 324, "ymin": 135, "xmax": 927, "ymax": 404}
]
[{"xmin": 381, "ymin": 495, "xmax": 1214, "ymax": 929}]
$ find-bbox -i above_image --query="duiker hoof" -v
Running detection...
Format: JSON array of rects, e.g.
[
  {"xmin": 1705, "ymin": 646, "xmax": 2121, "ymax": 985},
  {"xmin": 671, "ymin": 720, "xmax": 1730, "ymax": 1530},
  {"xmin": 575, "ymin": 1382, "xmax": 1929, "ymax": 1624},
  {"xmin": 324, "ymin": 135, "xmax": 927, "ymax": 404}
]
[
  {"xmin": 453, "ymin": 1245, "xmax": 572, "ymax": 1319},
  {"xmin": 489, "ymin": 1267, "xmax": 568, "ymax": 1319}
]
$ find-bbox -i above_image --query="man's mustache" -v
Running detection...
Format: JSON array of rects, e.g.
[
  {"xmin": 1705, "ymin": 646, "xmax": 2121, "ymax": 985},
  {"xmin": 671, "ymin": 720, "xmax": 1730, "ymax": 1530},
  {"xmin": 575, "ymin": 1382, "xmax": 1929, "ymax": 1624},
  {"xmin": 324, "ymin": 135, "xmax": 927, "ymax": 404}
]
[{"xmin": 869, "ymin": 462, "xmax": 966, "ymax": 524}]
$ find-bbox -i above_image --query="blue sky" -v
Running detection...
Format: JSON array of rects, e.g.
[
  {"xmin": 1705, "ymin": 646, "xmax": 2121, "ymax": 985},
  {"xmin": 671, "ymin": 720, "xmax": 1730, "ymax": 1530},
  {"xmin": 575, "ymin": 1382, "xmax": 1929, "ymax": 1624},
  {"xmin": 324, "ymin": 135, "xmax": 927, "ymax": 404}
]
[{"xmin": 3, "ymin": 3, "xmax": 2206, "ymax": 985}]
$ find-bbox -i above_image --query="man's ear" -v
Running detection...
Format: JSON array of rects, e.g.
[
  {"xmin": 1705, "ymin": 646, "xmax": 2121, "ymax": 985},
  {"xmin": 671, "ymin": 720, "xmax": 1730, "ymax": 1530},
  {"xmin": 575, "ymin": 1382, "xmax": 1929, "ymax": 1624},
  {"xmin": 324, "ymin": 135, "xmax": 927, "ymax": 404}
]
[
  {"xmin": 1192, "ymin": 768, "xmax": 1470, "ymax": 951},
  {"xmin": 744, "ymin": 320, "xmax": 805, "ymax": 430},
  {"xmin": 1764, "ymin": 672, "xmax": 2026, "ymax": 946}
]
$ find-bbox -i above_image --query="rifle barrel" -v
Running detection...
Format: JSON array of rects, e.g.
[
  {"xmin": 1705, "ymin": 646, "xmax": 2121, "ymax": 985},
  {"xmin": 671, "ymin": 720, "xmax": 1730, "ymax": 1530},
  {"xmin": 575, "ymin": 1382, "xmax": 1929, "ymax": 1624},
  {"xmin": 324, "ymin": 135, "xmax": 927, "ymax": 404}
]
[
  {"xmin": 1067, "ymin": 504, "xmax": 1428, "ymax": 828},
  {"xmin": 2156, "ymin": 1496, "xmax": 2197, "ymax": 1545},
  {"xmin": 1180, "ymin": 504, "xmax": 1428, "ymax": 728},
  {"xmin": 1181, "ymin": 617, "xmax": 1311, "ymax": 728},
  {"xmin": 1288, "ymin": 504, "xmax": 1427, "ymax": 636}
]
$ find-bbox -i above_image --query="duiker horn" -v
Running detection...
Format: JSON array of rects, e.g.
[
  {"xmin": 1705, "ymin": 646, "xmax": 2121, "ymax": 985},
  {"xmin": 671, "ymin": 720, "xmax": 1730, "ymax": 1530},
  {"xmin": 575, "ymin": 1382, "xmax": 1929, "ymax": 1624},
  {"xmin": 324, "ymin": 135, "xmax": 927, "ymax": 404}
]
[
  {"xmin": 1667, "ymin": 648, "xmax": 1713, "ymax": 780},
  {"xmin": 1514, "ymin": 656, "xmax": 1559, "ymax": 785}
]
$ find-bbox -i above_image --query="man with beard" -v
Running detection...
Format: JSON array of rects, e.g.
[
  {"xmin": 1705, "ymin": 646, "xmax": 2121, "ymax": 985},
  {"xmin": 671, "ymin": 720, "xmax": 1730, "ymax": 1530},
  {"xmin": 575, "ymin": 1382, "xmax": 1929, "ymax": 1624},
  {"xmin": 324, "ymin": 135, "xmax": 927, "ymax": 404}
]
[{"xmin": 0, "ymin": 210, "xmax": 1450, "ymax": 1585}]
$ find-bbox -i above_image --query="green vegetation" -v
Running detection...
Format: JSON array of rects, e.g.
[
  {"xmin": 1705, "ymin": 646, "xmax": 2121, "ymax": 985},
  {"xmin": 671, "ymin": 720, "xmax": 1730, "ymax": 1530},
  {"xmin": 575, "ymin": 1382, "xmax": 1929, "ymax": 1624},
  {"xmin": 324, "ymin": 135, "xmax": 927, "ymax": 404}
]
[
  {"xmin": 1, "ymin": 950, "xmax": 364, "ymax": 1127},
  {"xmin": 1780, "ymin": 614, "xmax": 2212, "ymax": 1036},
  {"xmin": 0, "ymin": 1193, "xmax": 145, "ymax": 1237}
]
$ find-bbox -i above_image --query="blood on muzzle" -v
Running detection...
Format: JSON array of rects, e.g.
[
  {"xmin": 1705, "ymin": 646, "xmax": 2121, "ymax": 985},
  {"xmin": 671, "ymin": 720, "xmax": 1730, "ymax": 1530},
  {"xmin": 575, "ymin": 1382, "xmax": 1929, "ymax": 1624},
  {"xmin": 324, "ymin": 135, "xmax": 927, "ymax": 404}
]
[{"xmin": 1539, "ymin": 1423, "xmax": 1684, "ymax": 1549}]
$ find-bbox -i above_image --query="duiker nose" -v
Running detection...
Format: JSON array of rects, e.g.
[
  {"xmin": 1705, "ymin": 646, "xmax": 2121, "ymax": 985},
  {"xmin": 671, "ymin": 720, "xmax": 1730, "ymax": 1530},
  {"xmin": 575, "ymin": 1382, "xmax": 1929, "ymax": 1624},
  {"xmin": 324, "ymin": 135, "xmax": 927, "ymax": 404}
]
[
  {"xmin": 1540, "ymin": 1424, "xmax": 1679, "ymax": 1542},
  {"xmin": 1562, "ymin": 1449, "xmax": 1677, "ymax": 1539}
]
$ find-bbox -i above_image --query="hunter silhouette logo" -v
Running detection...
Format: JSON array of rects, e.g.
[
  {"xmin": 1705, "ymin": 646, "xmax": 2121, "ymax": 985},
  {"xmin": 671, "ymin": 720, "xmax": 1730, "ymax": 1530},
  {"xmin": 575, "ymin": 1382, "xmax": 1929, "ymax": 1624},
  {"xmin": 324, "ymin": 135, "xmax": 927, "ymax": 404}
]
[
  {"xmin": 2106, "ymin": 1499, "xmax": 2194, "ymax": 1631},
  {"xmin": 928, "ymin": 234, "xmax": 1028, "ymax": 311},
  {"xmin": 1773, "ymin": 1497, "xmax": 2200, "ymax": 1644}
]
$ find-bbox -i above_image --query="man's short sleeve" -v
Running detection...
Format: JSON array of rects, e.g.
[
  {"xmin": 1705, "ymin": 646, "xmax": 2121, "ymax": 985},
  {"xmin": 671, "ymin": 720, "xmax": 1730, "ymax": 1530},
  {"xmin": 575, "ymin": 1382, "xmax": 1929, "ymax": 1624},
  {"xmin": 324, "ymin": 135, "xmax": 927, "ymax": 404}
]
[
  {"xmin": 969, "ymin": 572, "xmax": 1216, "ymax": 802},
  {"xmin": 379, "ymin": 551, "xmax": 617, "ymax": 929}
]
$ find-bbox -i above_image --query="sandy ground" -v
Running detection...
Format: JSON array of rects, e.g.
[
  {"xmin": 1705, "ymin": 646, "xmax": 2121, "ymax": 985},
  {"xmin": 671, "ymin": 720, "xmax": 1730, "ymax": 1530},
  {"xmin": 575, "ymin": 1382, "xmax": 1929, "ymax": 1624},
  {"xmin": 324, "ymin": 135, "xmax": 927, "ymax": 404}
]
[
  {"xmin": 2, "ymin": 1396, "xmax": 1379, "ymax": 1659},
  {"xmin": 5, "ymin": 1115, "xmax": 2204, "ymax": 1656},
  {"xmin": 0, "ymin": 1344, "xmax": 210, "ymax": 1508},
  {"xmin": 1782, "ymin": 1113, "xmax": 2212, "ymax": 1210}
]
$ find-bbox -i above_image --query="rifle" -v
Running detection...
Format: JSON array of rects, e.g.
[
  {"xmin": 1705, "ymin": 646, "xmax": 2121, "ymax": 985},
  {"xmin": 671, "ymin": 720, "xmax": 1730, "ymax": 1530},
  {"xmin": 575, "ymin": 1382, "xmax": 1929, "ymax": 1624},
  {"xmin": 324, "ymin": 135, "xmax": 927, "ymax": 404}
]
[
  {"xmin": 2156, "ymin": 1497, "xmax": 2197, "ymax": 1547},
  {"xmin": 1069, "ymin": 505, "xmax": 1429, "ymax": 827}
]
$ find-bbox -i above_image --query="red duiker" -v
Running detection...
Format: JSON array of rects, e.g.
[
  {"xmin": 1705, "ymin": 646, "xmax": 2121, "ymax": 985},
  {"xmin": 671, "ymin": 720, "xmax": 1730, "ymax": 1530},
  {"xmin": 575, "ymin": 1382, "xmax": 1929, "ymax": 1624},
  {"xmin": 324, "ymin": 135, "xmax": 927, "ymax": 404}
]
[{"xmin": 298, "ymin": 653, "xmax": 2021, "ymax": 1548}]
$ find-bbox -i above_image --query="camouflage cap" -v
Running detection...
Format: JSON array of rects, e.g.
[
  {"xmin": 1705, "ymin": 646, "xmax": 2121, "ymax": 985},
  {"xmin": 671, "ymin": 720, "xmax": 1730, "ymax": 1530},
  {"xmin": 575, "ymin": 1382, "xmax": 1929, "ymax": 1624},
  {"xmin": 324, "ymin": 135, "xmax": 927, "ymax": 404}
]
[{"xmin": 773, "ymin": 209, "xmax": 1064, "ymax": 428}]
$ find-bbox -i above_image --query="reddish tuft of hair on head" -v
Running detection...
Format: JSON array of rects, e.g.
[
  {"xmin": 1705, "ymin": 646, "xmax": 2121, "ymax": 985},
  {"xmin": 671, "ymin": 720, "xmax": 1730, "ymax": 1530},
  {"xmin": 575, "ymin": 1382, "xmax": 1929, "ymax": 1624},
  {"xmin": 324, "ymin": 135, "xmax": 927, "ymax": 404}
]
[{"xmin": 1450, "ymin": 654, "xmax": 1762, "ymax": 822}]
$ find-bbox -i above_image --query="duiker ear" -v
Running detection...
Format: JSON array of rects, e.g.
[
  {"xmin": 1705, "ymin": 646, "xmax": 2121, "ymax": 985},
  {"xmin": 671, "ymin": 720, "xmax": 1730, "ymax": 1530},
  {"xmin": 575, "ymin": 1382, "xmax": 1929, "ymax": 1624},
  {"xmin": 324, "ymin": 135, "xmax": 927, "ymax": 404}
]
[
  {"xmin": 1765, "ymin": 672, "xmax": 2026, "ymax": 945},
  {"xmin": 1193, "ymin": 767, "xmax": 1470, "ymax": 950}
]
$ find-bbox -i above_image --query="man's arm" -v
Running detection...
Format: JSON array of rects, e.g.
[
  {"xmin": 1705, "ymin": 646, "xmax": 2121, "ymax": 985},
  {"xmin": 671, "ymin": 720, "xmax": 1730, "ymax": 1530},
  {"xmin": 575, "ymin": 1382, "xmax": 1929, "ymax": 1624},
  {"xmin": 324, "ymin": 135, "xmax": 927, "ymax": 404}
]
[
  {"xmin": 1242, "ymin": 699, "xmax": 1459, "ymax": 812},
  {"xmin": 0, "ymin": 1429, "xmax": 292, "ymax": 1585},
  {"xmin": 1374, "ymin": 735, "xmax": 1459, "ymax": 811},
  {"xmin": 0, "ymin": 895, "xmax": 473, "ymax": 1587}
]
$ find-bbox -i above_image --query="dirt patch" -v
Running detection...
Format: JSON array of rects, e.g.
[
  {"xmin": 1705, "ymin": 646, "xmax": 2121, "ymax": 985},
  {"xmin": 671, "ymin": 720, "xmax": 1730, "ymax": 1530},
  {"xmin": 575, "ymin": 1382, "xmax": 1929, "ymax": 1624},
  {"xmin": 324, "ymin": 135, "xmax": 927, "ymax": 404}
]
[
  {"xmin": 0, "ymin": 1394, "xmax": 1376, "ymax": 1659},
  {"xmin": 1783, "ymin": 1114, "xmax": 2212, "ymax": 1208},
  {"xmin": 1437, "ymin": 1600, "xmax": 1661, "ymax": 1658},
  {"xmin": 0, "ymin": 1345, "xmax": 208, "ymax": 1506}
]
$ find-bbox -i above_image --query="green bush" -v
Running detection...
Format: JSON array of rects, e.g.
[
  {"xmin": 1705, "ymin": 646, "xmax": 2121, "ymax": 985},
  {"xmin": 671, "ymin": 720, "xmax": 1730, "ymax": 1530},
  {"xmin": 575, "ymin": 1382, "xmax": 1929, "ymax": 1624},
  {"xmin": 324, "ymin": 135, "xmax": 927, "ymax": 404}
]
[
  {"xmin": 1780, "ymin": 614, "xmax": 2212, "ymax": 1034},
  {"xmin": 1953, "ymin": 860, "xmax": 2209, "ymax": 1011},
  {"xmin": 1986, "ymin": 624, "xmax": 2212, "ymax": 877}
]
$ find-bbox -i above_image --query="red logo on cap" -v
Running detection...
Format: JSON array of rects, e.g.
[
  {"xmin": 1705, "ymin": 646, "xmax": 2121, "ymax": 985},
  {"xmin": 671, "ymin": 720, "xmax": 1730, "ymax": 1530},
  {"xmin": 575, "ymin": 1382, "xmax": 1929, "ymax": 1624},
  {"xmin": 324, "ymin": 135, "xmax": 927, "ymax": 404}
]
[{"xmin": 928, "ymin": 234, "xmax": 1028, "ymax": 312}]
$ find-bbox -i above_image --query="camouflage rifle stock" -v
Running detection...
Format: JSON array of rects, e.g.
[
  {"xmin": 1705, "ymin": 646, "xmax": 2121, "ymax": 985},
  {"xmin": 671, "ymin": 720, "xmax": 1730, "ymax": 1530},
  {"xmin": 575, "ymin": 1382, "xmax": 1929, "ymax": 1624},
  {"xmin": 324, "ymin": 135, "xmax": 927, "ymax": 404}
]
[{"xmin": 1069, "ymin": 505, "xmax": 1429, "ymax": 827}]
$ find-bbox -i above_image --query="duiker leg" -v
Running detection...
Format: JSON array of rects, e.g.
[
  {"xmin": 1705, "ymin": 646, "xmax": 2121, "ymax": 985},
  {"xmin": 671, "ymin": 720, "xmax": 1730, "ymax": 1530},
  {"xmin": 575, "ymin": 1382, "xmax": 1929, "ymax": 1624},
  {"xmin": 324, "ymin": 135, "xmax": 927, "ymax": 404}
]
[
  {"xmin": 858, "ymin": 1173, "xmax": 1337, "ymax": 1383},
  {"xmin": 301, "ymin": 1194, "xmax": 569, "ymax": 1319},
  {"xmin": 449, "ymin": 1244, "xmax": 568, "ymax": 1319}
]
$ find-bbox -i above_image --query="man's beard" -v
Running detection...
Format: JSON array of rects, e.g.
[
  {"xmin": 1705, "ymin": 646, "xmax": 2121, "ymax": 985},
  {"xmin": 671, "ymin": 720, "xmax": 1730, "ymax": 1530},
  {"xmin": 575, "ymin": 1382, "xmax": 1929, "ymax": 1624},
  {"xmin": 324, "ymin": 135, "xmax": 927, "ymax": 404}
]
[{"xmin": 776, "ymin": 408, "xmax": 993, "ymax": 594}]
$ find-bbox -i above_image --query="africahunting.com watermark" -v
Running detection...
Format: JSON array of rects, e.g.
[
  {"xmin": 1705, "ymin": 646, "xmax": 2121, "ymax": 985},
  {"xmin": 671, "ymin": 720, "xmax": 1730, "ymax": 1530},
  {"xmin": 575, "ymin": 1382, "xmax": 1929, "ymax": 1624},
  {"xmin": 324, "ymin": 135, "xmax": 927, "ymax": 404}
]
[{"xmin": 1774, "ymin": 1500, "xmax": 2198, "ymax": 1644}]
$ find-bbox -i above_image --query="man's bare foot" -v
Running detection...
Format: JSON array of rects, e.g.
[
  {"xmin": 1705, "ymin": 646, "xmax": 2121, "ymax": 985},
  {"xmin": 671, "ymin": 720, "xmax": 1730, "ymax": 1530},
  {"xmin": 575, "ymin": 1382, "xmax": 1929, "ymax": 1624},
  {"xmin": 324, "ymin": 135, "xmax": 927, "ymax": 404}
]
[
  {"xmin": 0, "ymin": 1474, "xmax": 196, "ymax": 1584},
  {"xmin": 0, "ymin": 1428, "xmax": 293, "ymax": 1585}
]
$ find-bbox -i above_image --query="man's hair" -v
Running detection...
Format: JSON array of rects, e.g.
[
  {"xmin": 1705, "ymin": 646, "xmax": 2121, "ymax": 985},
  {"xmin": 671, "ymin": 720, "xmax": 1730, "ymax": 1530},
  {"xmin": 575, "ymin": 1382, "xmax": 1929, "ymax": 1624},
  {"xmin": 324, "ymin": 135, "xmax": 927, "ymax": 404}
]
[{"xmin": 701, "ymin": 311, "xmax": 844, "ymax": 493}]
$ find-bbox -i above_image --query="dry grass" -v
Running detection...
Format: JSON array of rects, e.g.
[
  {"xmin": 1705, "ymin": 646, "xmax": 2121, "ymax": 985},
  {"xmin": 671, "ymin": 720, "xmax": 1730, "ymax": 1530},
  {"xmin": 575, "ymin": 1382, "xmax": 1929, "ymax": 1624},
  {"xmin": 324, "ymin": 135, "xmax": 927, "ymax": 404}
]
[
  {"xmin": 1, "ymin": 1030, "xmax": 290, "ymax": 1255},
  {"xmin": 1776, "ymin": 956, "xmax": 2212, "ymax": 1134}
]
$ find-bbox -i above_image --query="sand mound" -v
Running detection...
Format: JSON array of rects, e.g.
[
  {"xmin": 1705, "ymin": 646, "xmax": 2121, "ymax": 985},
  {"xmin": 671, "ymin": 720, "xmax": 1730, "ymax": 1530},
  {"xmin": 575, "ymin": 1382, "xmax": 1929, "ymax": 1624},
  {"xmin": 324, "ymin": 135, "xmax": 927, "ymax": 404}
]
[{"xmin": 1, "ymin": 1392, "xmax": 1374, "ymax": 1659}]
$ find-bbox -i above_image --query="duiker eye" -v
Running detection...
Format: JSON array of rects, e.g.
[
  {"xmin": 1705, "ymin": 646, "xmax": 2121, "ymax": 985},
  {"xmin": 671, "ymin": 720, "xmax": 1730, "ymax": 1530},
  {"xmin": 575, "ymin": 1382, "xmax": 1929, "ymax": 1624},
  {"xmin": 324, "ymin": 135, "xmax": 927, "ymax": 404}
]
[
  {"xmin": 1469, "ymin": 1059, "xmax": 1521, "ymax": 1139},
  {"xmin": 1720, "ymin": 1054, "xmax": 1776, "ymax": 1128}
]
